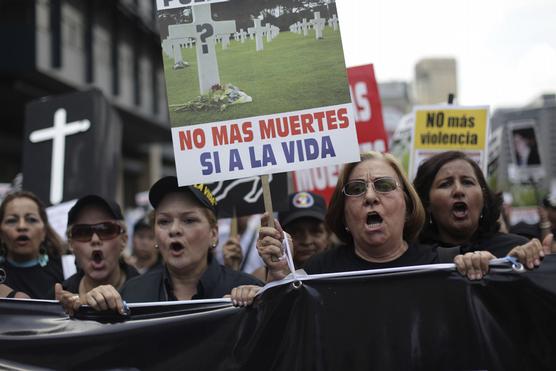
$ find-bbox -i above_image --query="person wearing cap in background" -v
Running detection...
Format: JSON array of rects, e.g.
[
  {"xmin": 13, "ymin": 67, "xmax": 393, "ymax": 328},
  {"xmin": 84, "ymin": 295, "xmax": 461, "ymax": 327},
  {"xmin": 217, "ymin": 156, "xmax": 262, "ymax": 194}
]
[
  {"xmin": 129, "ymin": 213, "xmax": 162, "ymax": 274},
  {"xmin": 54, "ymin": 195, "xmax": 139, "ymax": 307},
  {"xmin": 59, "ymin": 177, "xmax": 262, "ymax": 315}
]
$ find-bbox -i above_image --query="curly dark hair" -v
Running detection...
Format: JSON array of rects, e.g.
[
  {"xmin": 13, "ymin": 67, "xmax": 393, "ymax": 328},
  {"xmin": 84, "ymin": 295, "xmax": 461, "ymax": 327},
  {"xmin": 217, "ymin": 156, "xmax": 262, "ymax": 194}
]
[
  {"xmin": 0, "ymin": 191, "xmax": 66, "ymax": 258},
  {"xmin": 413, "ymin": 151, "xmax": 501, "ymax": 244}
]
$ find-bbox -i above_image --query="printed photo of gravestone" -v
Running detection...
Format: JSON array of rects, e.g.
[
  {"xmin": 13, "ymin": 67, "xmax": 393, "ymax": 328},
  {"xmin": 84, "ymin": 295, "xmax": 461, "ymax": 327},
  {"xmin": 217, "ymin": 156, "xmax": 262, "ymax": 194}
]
[{"xmin": 157, "ymin": 0, "xmax": 349, "ymax": 127}]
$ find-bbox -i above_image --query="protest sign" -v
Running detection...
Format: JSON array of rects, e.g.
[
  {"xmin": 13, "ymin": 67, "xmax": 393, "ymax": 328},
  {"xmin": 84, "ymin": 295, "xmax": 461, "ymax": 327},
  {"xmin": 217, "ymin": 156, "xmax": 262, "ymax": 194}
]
[
  {"xmin": 156, "ymin": 0, "xmax": 359, "ymax": 186},
  {"xmin": 293, "ymin": 64, "xmax": 388, "ymax": 202},
  {"xmin": 507, "ymin": 119, "xmax": 545, "ymax": 183},
  {"xmin": 22, "ymin": 89, "xmax": 122, "ymax": 206},
  {"xmin": 409, "ymin": 105, "xmax": 489, "ymax": 179}
]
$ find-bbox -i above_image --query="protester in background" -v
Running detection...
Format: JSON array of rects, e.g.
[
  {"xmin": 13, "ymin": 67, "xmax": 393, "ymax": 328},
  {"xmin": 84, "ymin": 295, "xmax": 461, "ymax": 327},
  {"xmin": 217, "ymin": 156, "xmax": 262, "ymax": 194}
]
[
  {"xmin": 413, "ymin": 151, "xmax": 551, "ymax": 270},
  {"xmin": 247, "ymin": 191, "xmax": 332, "ymax": 281},
  {"xmin": 54, "ymin": 195, "xmax": 138, "ymax": 302},
  {"xmin": 0, "ymin": 191, "xmax": 65, "ymax": 299},
  {"xmin": 130, "ymin": 214, "xmax": 161, "ymax": 274},
  {"xmin": 59, "ymin": 177, "xmax": 262, "ymax": 315}
]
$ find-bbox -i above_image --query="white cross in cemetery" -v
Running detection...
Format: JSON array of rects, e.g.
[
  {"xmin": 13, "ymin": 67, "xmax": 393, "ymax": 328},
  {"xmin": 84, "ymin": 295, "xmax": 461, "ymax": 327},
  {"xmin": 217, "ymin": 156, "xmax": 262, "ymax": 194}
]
[
  {"xmin": 29, "ymin": 108, "xmax": 90, "ymax": 204},
  {"xmin": 301, "ymin": 18, "xmax": 310, "ymax": 37},
  {"xmin": 265, "ymin": 23, "xmax": 272, "ymax": 42},
  {"xmin": 239, "ymin": 28, "xmax": 246, "ymax": 43},
  {"xmin": 248, "ymin": 19, "xmax": 266, "ymax": 51},
  {"xmin": 221, "ymin": 33, "xmax": 231, "ymax": 49},
  {"xmin": 329, "ymin": 14, "xmax": 339, "ymax": 31},
  {"xmin": 311, "ymin": 12, "xmax": 326, "ymax": 40},
  {"xmin": 168, "ymin": 3, "xmax": 236, "ymax": 95},
  {"xmin": 271, "ymin": 25, "xmax": 279, "ymax": 39}
]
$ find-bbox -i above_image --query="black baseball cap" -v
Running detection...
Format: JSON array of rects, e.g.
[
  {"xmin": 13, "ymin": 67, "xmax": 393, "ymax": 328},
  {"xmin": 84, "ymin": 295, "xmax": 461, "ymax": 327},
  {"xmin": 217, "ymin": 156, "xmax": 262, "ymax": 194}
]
[
  {"xmin": 148, "ymin": 176, "xmax": 217, "ymax": 212},
  {"xmin": 278, "ymin": 191, "xmax": 327, "ymax": 228},
  {"xmin": 67, "ymin": 195, "xmax": 124, "ymax": 225},
  {"xmin": 133, "ymin": 216, "xmax": 151, "ymax": 233}
]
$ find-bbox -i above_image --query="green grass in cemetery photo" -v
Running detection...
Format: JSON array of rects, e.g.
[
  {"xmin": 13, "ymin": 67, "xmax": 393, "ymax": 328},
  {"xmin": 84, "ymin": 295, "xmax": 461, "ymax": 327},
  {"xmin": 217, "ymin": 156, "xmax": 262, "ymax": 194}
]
[{"xmin": 163, "ymin": 27, "xmax": 350, "ymax": 126}]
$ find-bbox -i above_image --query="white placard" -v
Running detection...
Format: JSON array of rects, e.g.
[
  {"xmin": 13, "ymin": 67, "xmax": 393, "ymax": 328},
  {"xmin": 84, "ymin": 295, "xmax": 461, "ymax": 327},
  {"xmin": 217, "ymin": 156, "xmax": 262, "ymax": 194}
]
[{"xmin": 172, "ymin": 103, "xmax": 360, "ymax": 185}]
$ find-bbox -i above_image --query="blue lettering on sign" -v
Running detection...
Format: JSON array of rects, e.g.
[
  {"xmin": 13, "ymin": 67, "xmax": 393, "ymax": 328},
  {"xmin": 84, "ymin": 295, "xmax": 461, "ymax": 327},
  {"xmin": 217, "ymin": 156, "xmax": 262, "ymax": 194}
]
[
  {"xmin": 280, "ymin": 136, "xmax": 337, "ymax": 162},
  {"xmin": 200, "ymin": 151, "xmax": 221, "ymax": 175},
  {"xmin": 229, "ymin": 149, "xmax": 243, "ymax": 171}
]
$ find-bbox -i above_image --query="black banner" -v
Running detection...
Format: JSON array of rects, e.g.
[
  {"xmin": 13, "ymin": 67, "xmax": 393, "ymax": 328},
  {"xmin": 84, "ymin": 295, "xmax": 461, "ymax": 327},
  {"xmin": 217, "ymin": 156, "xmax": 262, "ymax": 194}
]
[{"xmin": 1, "ymin": 257, "xmax": 556, "ymax": 370}]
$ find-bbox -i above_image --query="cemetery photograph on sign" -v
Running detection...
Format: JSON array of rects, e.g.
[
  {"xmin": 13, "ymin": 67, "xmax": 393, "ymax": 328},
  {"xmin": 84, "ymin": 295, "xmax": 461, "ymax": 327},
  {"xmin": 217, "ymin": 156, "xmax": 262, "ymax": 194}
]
[
  {"xmin": 157, "ymin": 0, "xmax": 359, "ymax": 186},
  {"xmin": 157, "ymin": 0, "xmax": 348, "ymax": 126}
]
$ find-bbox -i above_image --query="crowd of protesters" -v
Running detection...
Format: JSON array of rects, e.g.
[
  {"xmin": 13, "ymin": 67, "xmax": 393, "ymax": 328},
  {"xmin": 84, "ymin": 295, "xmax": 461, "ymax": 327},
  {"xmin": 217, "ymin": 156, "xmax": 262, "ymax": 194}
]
[{"xmin": 0, "ymin": 151, "xmax": 553, "ymax": 313}]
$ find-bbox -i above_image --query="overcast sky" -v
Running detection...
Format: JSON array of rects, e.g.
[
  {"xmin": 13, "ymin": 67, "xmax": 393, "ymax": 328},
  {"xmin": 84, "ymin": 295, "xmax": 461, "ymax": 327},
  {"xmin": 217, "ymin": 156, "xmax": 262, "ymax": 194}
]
[{"xmin": 336, "ymin": 0, "xmax": 556, "ymax": 109}]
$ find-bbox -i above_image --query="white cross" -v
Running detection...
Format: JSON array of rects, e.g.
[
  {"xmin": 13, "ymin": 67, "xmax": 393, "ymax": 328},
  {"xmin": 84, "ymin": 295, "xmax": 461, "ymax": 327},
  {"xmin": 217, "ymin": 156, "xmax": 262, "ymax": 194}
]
[
  {"xmin": 247, "ymin": 19, "xmax": 265, "ymax": 51},
  {"xmin": 311, "ymin": 12, "xmax": 326, "ymax": 40},
  {"xmin": 264, "ymin": 23, "xmax": 273, "ymax": 42},
  {"xmin": 168, "ymin": 4, "xmax": 236, "ymax": 94},
  {"xmin": 301, "ymin": 18, "xmax": 310, "ymax": 37},
  {"xmin": 29, "ymin": 108, "xmax": 90, "ymax": 205},
  {"xmin": 239, "ymin": 28, "xmax": 246, "ymax": 43},
  {"xmin": 329, "ymin": 14, "xmax": 339, "ymax": 31}
]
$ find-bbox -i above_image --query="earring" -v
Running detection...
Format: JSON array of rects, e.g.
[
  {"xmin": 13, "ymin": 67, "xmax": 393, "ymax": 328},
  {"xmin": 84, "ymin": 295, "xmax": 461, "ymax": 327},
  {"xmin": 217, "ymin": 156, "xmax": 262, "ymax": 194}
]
[
  {"xmin": 345, "ymin": 226, "xmax": 350, "ymax": 232},
  {"xmin": 429, "ymin": 215, "xmax": 433, "ymax": 225},
  {"xmin": 480, "ymin": 213, "xmax": 484, "ymax": 220},
  {"xmin": 38, "ymin": 245, "xmax": 49, "ymax": 267},
  {"xmin": 154, "ymin": 244, "xmax": 159, "ymax": 249}
]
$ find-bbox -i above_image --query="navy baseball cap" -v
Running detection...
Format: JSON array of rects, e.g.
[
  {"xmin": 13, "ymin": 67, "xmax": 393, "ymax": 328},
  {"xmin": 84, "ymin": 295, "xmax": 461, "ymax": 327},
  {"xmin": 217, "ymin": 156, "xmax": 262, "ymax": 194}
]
[
  {"xmin": 278, "ymin": 191, "xmax": 327, "ymax": 227},
  {"xmin": 148, "ymin": 176, "xmax": 217, "ymax": 212},
  {"xmin": 67, "ymin": 195, "xmax": 124, "ymax": 225}
]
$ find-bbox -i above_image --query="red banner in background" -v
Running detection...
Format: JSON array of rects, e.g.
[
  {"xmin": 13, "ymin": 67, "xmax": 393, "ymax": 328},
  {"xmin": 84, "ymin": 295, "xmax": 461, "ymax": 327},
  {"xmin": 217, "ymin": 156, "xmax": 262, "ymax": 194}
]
[{"xmin": 293, "ymin": 64, "xmax": 388, "ymax": 203}]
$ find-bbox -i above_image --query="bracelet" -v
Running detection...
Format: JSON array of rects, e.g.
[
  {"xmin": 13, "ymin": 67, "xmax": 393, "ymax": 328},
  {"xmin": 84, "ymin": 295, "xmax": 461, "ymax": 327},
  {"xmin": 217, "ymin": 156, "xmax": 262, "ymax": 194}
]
[
  {"xmin": 539, "ymin": 222, "xmax": 552, "ymax": 230},
  {"xmin": 6, "ymin": 290, "xmax": 16, "ymax": 298}
]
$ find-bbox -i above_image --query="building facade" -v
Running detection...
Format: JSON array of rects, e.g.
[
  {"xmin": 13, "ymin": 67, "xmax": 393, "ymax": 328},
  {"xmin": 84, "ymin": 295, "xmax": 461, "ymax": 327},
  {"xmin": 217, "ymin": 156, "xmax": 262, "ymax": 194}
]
[{"xmin": 0, "ymin": 0, "xmax": 174, "ymax": 207}]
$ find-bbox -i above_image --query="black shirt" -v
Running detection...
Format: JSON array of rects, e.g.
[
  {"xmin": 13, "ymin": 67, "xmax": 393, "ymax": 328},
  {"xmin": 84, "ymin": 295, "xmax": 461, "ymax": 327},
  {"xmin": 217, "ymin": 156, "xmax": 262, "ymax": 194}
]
[
  {"xmin": 62, "ymin": 261, "xmax": 139, "ymax": 294},
  {"xmin": 120, "ymin": 256, "xmax": 263, "ymax": 303},
  {"xmin": 303, "ymin": 243, "xmax": 438, "ymax": 275},
  {"xmin": 430, "ymin": 232, "xmax": 529, "ymax": 262},
  {"xmin": 0, "ymin": 256, "xmax": 64, "ymax": 299}
]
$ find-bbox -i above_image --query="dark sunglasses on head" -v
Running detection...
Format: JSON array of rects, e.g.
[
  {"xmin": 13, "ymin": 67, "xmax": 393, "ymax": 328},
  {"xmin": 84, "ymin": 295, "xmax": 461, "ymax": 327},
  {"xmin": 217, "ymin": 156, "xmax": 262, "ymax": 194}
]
[
  {"xmin": 343, "ymin": 177, "xmax": 400, "ymax": 197},
  {"xmin": 69, "ymin": 221, "xmax": 123, "ymax": 242}
]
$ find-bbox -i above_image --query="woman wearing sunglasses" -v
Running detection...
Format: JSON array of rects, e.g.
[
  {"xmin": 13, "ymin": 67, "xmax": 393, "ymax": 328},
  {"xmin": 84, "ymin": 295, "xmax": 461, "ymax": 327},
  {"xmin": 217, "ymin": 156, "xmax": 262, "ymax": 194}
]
[
  {"xmin": 55, "ymin": 195, "xmax": 138, "ymax": 301},
  {"xmin": 413, "ymin": 151, "xmax": 551, "ymax": 279},
  {"xmin": 58, "ymin": 177, "xmax": 262, "ymax": 315},
  {"xmin": 0, "ymin": 191, "xmax": 66, "ymax": 299},
  {"xmin": 255, "ymin": 151, "xmax": 434, "ymax": 285}
]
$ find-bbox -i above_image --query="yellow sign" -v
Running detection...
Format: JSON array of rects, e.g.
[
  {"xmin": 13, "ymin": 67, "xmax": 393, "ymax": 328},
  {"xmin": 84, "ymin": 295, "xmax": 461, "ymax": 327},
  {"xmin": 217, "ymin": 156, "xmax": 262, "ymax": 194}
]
[
  {"xmin": 413, "ymin": 107, "xmax": 488, "ymax": 150},
  {"xmin": 409, "ymin": 105, "xmax": 490, "ymax": 179}
]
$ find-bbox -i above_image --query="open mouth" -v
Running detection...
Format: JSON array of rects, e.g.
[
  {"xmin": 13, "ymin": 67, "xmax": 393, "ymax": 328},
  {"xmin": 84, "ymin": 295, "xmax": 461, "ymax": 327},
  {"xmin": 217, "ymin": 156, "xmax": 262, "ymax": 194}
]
[
  {"xmin": 170, "ymin": 242, "xmax": 185, "ymax": 252},
  {"xmin": 92, "ymin": 250, "xmax": 104, "ymax": 264},
  {"xmin": 15, "ymin": 235, "xmax": 30, "ymax": 242},
  {"xmin": 452, "ymin": 202, "xmax": 468, "ymax": 218},
  {"xmin": 366, "ymin": 212, "xmax": 383, "ymax": 227}
]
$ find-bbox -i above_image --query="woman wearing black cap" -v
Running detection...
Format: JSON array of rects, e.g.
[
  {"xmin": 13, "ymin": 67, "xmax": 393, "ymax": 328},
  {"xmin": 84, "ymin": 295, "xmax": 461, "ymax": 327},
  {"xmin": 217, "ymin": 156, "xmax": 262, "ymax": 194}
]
[
  {"xmin": 54, "ymin": 195, "xmax": 139, "ymax": 310},
  {"xmin": 59, "ymin": 177, "xmax": 262, "ymax": 315}
]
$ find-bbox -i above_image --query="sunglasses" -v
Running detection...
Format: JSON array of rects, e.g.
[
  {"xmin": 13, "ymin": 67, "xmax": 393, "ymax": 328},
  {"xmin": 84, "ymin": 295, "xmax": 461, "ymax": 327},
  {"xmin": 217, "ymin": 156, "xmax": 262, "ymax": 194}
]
[
  {"xmin": 69, "ymin": 222, "xmax": 123, "ymax": 242},
  {"xmin": 343, "ymin": 177, "xmax": 400, "ymax": 197}
]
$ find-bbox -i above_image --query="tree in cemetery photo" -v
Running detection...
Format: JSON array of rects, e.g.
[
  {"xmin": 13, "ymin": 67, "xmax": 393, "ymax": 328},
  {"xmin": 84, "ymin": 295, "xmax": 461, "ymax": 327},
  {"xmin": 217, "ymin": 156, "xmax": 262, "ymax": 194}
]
[{"xmin": 157, "ymin": 0, "xmax": 347, "ymax": 127}]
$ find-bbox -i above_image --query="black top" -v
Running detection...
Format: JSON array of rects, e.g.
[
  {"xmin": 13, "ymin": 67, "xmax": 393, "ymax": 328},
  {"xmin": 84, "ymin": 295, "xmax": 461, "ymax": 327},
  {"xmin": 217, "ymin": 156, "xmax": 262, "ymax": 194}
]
[
  {"xmin": 431, "ymin": 232, "xmax": 529, "ymax": 262},
  {"xmin": 0, "ymin": 256, "xmax": 64, "ymax": 299},
  {"xmin": 303, "ymin": 243, "xmax": 438, "ymax": 275},
  {"xmin": 120, "ymin": 256, "xmax": 263, "ymax": 303},
  {"xmin": 62, "ymin": 261, "xmax": 139, "ymax": 294}
]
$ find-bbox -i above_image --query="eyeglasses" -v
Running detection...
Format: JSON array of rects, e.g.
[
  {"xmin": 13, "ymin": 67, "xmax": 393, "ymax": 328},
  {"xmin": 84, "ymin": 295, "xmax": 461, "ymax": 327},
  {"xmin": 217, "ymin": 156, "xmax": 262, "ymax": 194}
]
[
  {"xmin": 69, "ymin": 222, "xmax": 123, "ymax": 242},
  {"xmin": 343, "ymin": 177, "xmax": 400, "ymax": 197}
]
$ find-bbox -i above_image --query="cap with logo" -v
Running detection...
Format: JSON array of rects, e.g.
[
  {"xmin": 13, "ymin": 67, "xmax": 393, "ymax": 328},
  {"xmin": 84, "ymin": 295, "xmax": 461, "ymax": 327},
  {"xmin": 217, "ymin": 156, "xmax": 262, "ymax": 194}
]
[
  {"xmin": 148, "ymin": 176, "xmax": 217, "ymax": 212},
  {"xmin": 278, "ymin": 191, "xmax": 327, "ymax": 228}
]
